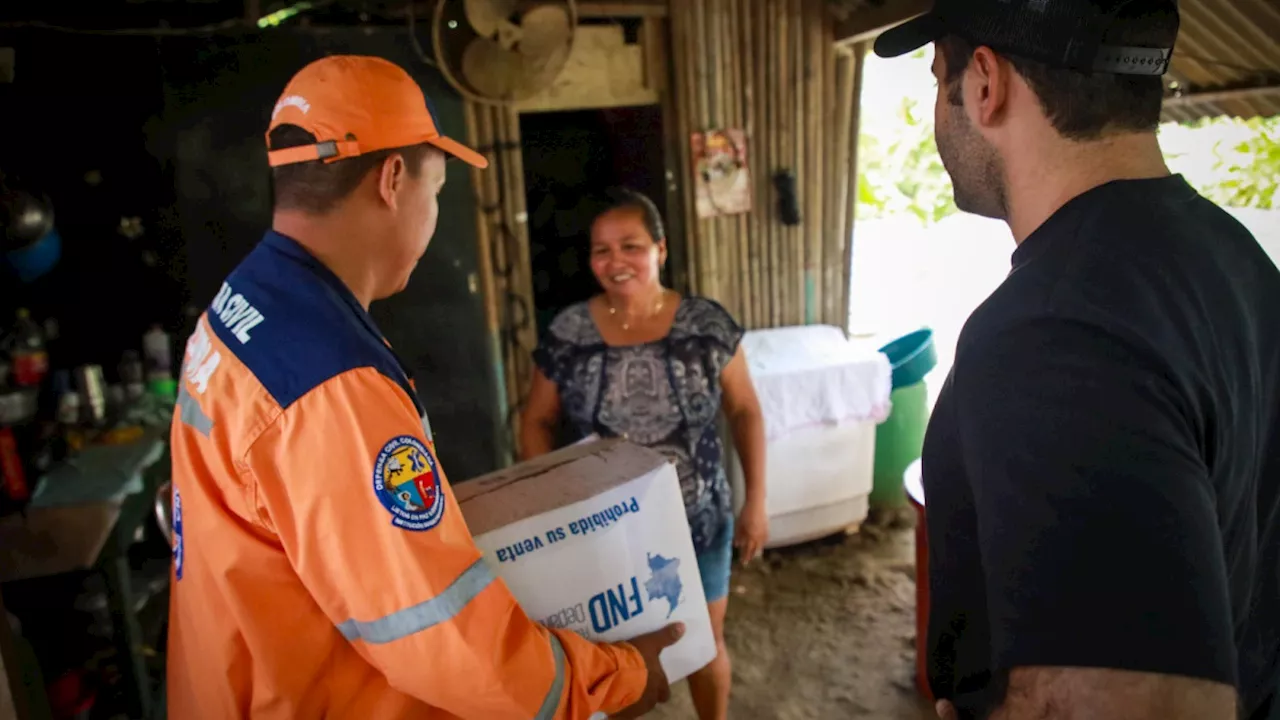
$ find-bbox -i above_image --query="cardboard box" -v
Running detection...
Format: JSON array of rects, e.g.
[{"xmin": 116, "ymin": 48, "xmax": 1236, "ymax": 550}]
[{"xmin": 456, "ymin": 439, "xmax": 716, "ymax": 683}]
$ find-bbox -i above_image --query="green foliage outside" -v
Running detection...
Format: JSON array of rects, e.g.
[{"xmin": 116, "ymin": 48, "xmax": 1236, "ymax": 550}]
[
  {"xmin": 856, "ymin": 49, "xmax": 958, "ymax": 225},
  {"xmin": 856, "ymin": 93, "xmax": 958, "ymax": 224},
  {"xmin": 855, "ymin": 49, "xmax": 1280, "ymax": 224},
  {"xmin": 1164, "ymin": 115, "xmax": 1280, "ymax": 210}
]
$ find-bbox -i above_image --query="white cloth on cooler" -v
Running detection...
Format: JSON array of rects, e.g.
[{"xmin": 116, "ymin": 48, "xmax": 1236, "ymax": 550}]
[{"xmin": 741, "ymin": 325, "xmax": 892, "ymax": 441}]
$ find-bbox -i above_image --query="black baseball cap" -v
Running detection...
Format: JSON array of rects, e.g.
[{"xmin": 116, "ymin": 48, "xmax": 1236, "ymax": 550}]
[{"xmin": 873, "ymin": 0, "xmax": 1179, "ymax": 76}]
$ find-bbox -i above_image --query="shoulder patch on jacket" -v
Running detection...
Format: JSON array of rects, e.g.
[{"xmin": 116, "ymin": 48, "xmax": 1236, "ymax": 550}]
[{"xmin": 372, "ymin": 435, "xmax": 445, "ymax": 532}]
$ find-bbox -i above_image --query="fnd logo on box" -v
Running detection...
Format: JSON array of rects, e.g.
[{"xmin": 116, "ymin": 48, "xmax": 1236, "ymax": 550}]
[
  {"xmin": 582, "ymin": 551, "xmax": 685, "ymax": 634},
  {"xmin": 643, "ymin": 553, "xmax": 683, "ymax": 618}
]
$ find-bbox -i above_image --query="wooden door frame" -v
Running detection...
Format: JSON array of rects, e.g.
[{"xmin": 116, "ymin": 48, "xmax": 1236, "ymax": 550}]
[{"xmin": 465, "ymin": 10, "xmax": 681, "ymax": 463}]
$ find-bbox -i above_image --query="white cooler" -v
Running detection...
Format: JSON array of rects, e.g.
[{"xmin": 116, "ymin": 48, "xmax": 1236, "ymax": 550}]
[{"xmin": 726, "ymin": 325, "xmax": 892, "ymax": 548}]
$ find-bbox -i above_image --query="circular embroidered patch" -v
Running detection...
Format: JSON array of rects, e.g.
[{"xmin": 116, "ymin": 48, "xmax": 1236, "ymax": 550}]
[{"xmin": 372, "ymin": 435, "xmax": 445, "ymax": 532}]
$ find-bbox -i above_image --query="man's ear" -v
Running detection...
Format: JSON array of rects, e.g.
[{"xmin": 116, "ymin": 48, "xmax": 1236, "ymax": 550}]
[
  {"xmin": 968, "ymin": 46, "xmax": 1012, "ymax": 128},
  {"xmin": 377, "ymin": 154, "xmax": 408, "ymax": 210}
]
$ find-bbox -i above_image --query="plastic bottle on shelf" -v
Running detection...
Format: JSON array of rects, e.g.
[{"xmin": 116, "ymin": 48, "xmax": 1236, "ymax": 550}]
[
  {"xmin": 143, "ymin": 325, "xmax": 177, "ymax": 400},
  {"xmin": 6, "ymin": 309, "xmax": 49, "ymax": 388},
  {"xmin": 0, "ymin": 426, "xmax": 29, "ymax": 504},
  {"xmin": 143, "ymin": 325, "xmax": 172, "ymax": 376},
  {"xmin": 119, "ymin": 350, "xmax": 146, "ymax": 400}
]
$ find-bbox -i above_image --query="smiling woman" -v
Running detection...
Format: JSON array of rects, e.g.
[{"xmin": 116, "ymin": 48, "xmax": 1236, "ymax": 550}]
[
  {"xmin": 519, "ymin": 187, "xmax": 770, "ymax": 720},
  {"xmin": 587, "ymin": 189, "xmax": 669, "ymax": 327}
]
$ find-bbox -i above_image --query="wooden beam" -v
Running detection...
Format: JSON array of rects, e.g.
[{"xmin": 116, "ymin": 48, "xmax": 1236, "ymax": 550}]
[
  {"xmin": 391, "ymin": 1, "xmax": 666, "ymax": 20},
  {"xmin": 577, "ymin": 1, "xmax": 668, "ymax": 19},
  {"xmin": 833, "ymin": 0, "xmax": 931, "ymax": 47},
  {"xmin": 1162, "ymin": 82, "xmax": 1280, "ymax": 109}
]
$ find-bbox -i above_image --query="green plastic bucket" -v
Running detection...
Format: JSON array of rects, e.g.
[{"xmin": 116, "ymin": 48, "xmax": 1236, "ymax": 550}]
[{"xmin": 871, "ymin": 329, "xmax": 937, "ymax": 509}]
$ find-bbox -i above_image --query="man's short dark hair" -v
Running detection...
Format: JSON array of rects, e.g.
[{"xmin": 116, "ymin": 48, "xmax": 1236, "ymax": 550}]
[
  {"xmin": 268, "ymin": 125, "xmax": 435, "ymax": 214},
  {"xmin": 937, "ymin": 35, "xmax": 1165, "ymax": 141}
]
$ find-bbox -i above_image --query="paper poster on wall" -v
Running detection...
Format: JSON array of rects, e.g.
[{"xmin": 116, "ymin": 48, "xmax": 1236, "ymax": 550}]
[{"xmin": 691, "ymin": 128, "xmax": 751, "ymax": 218}]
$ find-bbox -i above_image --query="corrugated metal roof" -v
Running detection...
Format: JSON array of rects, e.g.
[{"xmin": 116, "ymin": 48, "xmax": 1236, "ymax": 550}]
[{"xmin": 1161, "ymin": 0, "xmax": 1280, "ymax": 122}]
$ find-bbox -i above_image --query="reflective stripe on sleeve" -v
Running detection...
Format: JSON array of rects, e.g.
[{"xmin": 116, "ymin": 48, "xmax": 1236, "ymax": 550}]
[
  {"xmin": 534, "ymin": 632, "xmax": 567, "ymax": 720},
  {"xmin": 176, "ymin": 386, "xmax": 214, "ymax": 436},
  {"xmin": 336, "ymin": 558, "xmax": 495, "ymax": 644}
]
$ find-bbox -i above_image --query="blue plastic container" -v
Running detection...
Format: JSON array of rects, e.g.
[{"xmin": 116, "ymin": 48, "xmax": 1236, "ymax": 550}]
[{"xmin": 878, "ymin": 328, "xmax": 937, "ymax": 390}]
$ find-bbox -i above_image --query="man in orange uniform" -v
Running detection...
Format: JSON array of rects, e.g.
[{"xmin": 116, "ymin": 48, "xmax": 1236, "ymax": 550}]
[{"xmin": 166, "ymin": 55, "xmax": 681, "ymax": 719}]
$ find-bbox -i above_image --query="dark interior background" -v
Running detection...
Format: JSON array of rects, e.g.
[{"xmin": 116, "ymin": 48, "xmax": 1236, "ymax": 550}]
[
  {"xmin": 0, "ymin": 20, "xmax": 504, "ymax": 480},
  {"xmin": 0, "ymin": 9, "xmax": 505, "ymax": 713},
  {"xmin": 520, "ymin": 104, "xmax": 666, "ymax": 337},
  {"xmin": 0, "ymin": 31, "xmax": 184, "ymax": 371}
]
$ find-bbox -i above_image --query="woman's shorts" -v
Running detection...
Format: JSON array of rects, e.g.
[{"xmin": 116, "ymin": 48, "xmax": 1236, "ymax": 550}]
[{"xmin": 695, "ymin": 516, "xmax": 734, "ymax": 603}]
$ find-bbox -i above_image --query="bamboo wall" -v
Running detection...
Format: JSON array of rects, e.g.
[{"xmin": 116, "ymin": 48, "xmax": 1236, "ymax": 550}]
[
  {"xmin": 465, "ymin": 4, "xmax": 867, "ymax": 457},
  {"xmin": 670, "ymin": 0, "xmax": 863, "ymax": 330},
  {"xmin": 464, "ymin": 103, "xmax": 536, "ymax": 462}
]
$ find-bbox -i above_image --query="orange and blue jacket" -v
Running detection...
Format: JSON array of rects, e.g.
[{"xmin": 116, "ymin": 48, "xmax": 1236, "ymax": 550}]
[{"xmin": 167, "ymin": 230, "xmax": 646, "ymax": 718}]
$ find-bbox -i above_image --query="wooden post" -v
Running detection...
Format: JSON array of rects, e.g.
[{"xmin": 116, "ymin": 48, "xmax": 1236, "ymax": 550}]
[
  {"xmin": 672, "ymin": 0, "xmax": 700, "ymax": 295},
  {"xmin": 788, "ymin": 0, "xmax": 798, "ymax": 325},
  {"xmin": 767, "ymin": 0, "xmax": 782, "ymax": 328},
  {"xmin": 823, "ymin": 12, "xmax": 840, "ymax": 328},
  {"xmin": 840, "ymin": 44, "xmax": 867, "ymax": 334},
  {"xmin": 652, "ymin": 16, "xmax": 690, "ymax": 293},
  {"xmin": 739, "ymin": 0, "xmax": 762, "ymax": 329},
  {"xmin": 828, "ymin": 49, "xmax": 856, "ymax": 329},
  {"xmin": 465, "ymin": 103, "xmax": 500, "ymax": 345},
  {"xmin": 775, "ymin": 0, "xmax": 788, "ymax": 325},
  {"xmin": 720, "ymin": 0, "xmax": 733, "ymax": 317},
  {"xmin": 789, "ymin": 0, "xmax": 805, "ymax": 326},
  {"xmin": 804, "ymin": 0, "xmax": 823, "ymax": 326},
  {"xmin": 695, "ymin": 0, "xmax": 719, "ymax": 304},
  {"xmin": 472, "ymin": 106, "xmax": 519, "ymax": 452},
  {"xmin": 494, "ymin": 107, "xmax": 519, "ymax": 448},
  {"xmin": 823, "ymin": 33, "xmax": 840, "ymax": 327},
  {"xmin": 729, "ymin": 0, "xmax": 750, "ymax": 326},
  {"xmin": 706, "ymin": 0, "xmax": 726, "ymax": 309},
  {"xmin": 465, "ymin": 102, "xmax": 511, "ymax": 463},
  {"xmin": 498, "ymin": 109, "xmax": 536, "ymax": 440},
  {"xmin": 641, "ymin": 16, "xmax": 665, "ymax": 94}
]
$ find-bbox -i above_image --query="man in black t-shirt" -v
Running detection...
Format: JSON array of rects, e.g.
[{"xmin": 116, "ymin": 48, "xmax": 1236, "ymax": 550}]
[{"xmin": 874, "ymin": 2, "xmax": 1280, "ymax": 719}]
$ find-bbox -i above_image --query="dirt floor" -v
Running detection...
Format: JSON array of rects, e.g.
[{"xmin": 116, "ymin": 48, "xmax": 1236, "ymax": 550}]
[{"xmin": 650, "ymin": 512, "xmax": 937, "ymax": 720}]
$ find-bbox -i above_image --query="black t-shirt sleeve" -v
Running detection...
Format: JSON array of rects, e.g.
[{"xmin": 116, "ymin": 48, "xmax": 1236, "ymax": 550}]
[{"xmin": 951, "ymin": 318, "xmax": 1237, "ymax": 688}]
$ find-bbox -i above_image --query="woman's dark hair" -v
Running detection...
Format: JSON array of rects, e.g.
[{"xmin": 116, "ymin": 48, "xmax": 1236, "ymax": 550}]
[{"xmin": 595, "ymin": 187, "xmax": 665, "ymax": 242}]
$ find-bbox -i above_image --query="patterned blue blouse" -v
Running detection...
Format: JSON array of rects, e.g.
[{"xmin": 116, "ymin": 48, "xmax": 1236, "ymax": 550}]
[{"xmin": 533, "ymin": 297, "xmax": 745, "ymax": 554}]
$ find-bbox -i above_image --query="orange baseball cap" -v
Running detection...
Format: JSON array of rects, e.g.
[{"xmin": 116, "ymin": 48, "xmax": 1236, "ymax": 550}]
[{"xmin": 266, "ymin": 55, "xmax": 488, "ymax": 170}]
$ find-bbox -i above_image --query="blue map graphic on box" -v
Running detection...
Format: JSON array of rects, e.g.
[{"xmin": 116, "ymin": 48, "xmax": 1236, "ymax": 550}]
[{"xmin": 645, "ymin": 553, "xmax": 683, "ymax": 618}]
